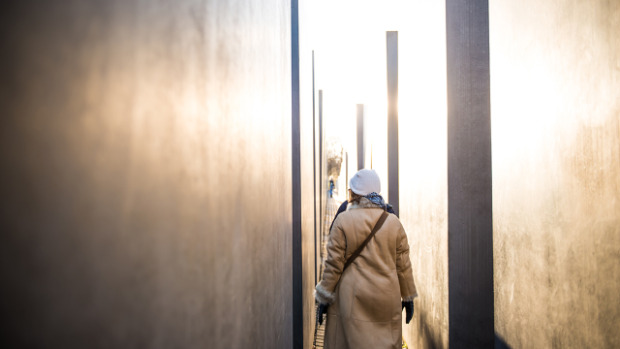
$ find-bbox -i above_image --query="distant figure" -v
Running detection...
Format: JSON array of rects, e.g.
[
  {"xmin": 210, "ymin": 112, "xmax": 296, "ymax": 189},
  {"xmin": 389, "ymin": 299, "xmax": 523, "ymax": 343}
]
[
  {"xmin": 329, "ymin": 179, "xmax": 334, "ymax": 198},
  {"xmin": 315, "ymin": 169, "xmax": 417, "ymax": 349}
]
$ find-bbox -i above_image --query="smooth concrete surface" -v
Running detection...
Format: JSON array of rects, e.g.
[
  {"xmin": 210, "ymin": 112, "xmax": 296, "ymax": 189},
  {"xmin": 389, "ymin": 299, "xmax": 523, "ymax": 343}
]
[
  {"xmin": 312, "ymin": 50, "xmax": 319, "ymax": 288},
  {"xmin": 357, "ymin": 104, "xmax": 365, "ymax": 170},
  {"xmin": 398, "ymin": 2, "xmax": 449, "ymax": 348},
  {"xmin": 446, "ymin": 0, "xmax": 494, "ymax": 347},
  {"xmin": 298, "ymin": 5, "xmax": 319, "ymax": 344},
  {"xmin": 490, "ymin": 1, "xmax": 620, "ymax": 348},
  {"xmin": 296, "ymin": 0, "xmax": 319, "ymax": 346},
  {"xmin": 386, "ymin": 31, "xmax": 400, "ymax": 217},
  {"xmin": 291, "ymin": 0, "xmax": 305, "ymax": 346},
  {"xmin": 0, "ymin": 1, "xmax": 301, "ymax": 347}
]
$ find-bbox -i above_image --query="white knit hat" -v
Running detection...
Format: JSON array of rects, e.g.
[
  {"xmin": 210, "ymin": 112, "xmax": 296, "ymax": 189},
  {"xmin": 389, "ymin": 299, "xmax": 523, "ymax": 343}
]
[{"xmin": 349, "ymin": 169, "xmax": 381, "ymax": 196}]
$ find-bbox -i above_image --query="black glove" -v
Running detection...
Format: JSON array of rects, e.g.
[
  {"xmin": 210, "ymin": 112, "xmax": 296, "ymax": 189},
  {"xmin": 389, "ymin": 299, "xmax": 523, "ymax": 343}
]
[
  {"xmin": 402, "ymin": 300, "xmax": 414, "ymax": 324},
  {"xmin": 316, "ymin": 303, "xmax": 328, "ymax": 325}
]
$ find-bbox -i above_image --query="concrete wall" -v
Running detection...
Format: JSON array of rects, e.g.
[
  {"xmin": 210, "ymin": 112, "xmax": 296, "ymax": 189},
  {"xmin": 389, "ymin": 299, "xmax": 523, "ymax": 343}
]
[
  {"xmin": 398, "ymin": 2, "xmax": 450, "ymax": 348},
  {"xmin": 490, "ymin": 1, "xmax": 620, "ymax": 348},
  {"xmin": 0, "ymin": 1, "xmax": 301, "ymax": 347},
  {"xmin": 400, "ymin": 1, "xmax": 619, "ymax": 348},
  {"xmin": 298, "ymin": 0, "xmax": 319, "ymax": 346}
]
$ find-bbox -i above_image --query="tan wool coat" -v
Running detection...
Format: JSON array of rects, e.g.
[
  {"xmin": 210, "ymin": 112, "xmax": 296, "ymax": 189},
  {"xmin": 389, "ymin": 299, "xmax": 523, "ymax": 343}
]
[{"xmin": 315, "ymin": 197, "xmax": 417, "ymax": 349}]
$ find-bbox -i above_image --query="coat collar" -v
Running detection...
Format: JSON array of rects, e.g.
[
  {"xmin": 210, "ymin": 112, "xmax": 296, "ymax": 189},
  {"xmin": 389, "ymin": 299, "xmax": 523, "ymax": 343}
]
[{"xmin": 347, "ymin": 197, "xmax": 384, "ymax": 210}]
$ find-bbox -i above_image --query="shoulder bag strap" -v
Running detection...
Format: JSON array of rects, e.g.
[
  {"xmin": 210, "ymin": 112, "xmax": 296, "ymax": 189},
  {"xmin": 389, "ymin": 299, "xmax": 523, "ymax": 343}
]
[{"xmin": 342, "ymin": 211, "xmax": 389, "ymax": 271}]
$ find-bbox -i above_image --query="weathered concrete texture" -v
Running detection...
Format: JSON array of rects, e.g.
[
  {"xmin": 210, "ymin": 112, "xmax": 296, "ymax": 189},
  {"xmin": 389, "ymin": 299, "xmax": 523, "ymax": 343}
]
[
  {"xmin": 0, "ymin": 1, "xmax": 295, "ymax": 347},
  {"xmin": 490, "ymin": 1, "xmax": 620, "ymax": 348},
  {"xmin": 398, "ymin": 2, "xmax": 449, "ymax": 348}
]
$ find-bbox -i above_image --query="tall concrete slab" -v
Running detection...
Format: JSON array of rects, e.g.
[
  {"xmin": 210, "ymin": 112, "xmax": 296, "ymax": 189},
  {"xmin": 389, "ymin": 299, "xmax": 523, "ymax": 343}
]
[
  {"xmin": 291, "ymin": 0, "xmax": 303, "ymax": 346},
  {"xmin": 490, "ymin": 1, "xmax": 620, "ymax": 347},
  {"xmin": 398, "ymin": 2, "xmax": 450, "ymax": 348},
  {"xmin": 318, "ymin": 90, "xmax": 327, "ymax": 238},
  {"xmin": 297, "ymin": 1, "xmax": 319, "ymax": 346},
  {"xmin": 0, "ymin": 1, "xmax": 299, "ymax": 347},
  {"xmin": 312, "ymin": 50, "xmax": 319, "ymax": 287},
  {"xmin": 387, "ymin": 31, "xmax": 400, "ymax": 217},
  {"xmin": 446, "ymin": 0, "xmax": 494, "ymax": 347},
  {"xmin": 357, "ymin": 104, "xmax": 365, "ymax": 170}
]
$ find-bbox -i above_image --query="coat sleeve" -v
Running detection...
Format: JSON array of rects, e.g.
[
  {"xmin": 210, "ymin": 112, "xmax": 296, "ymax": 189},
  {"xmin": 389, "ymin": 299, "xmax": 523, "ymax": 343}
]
[
  {"xmin": 315, "ymin": 216, "xmax": 347, "ymax": 304},
  {"xmin": 396, "ymin": 226, "xmax": 418, "ymax": 300}
]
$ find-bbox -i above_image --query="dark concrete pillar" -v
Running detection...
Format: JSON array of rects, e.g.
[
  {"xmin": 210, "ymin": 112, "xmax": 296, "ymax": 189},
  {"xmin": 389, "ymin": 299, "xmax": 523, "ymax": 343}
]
[
  {"xmin": 357, "ymin": 104, "xmax": 365, "ymax": 170},
  {"xmin": 446, "ymin": 0, "xmax": 493, "ymax": 347},
  {"xmin": 291, "ymin": 0, "xmax": 302, "ymax": 347},
  {"xmin": 386, "ymin": 31, "xmax": 399, "ymax": 217}
]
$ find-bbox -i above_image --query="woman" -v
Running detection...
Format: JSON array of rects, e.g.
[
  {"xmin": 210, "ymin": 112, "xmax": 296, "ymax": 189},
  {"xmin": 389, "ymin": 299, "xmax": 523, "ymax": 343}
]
[{"xmin": 315, "ymin": 169, "xmax": 417, "ymax": 349}]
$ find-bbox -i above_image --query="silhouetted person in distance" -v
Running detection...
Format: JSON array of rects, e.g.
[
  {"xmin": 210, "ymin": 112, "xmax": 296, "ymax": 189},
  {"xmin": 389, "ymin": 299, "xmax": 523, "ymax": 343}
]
[{"xmin": 315, "ymin": 169, "xmax": 417, "ymax": 349}]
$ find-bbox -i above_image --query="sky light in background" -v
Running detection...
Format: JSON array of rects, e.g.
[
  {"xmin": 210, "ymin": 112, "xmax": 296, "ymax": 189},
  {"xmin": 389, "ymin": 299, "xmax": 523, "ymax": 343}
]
[{"xmin": 304, "ymin": 0, "xmax": 447, "ymax": 198}]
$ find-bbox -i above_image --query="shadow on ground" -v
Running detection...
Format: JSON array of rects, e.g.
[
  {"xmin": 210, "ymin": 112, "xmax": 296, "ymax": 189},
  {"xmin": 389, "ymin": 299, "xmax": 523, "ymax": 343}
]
[{"xmin": 495, "ymin": 333, "xmax": 512, "ymax": 349}]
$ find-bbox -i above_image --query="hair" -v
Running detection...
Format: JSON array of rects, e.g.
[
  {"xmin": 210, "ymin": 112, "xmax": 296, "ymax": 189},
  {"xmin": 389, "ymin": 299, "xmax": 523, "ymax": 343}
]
[{"xmin": 348, "ymin": 189, "xmax": 363, "ymax": 204}]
